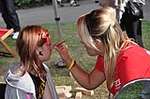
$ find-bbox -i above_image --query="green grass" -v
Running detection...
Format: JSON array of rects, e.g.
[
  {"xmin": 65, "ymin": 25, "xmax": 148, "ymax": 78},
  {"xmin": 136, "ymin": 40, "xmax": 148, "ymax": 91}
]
[
  {"xmin": 0, "ymin": 20, "xmax": 150, "ymax": 99},
  {"xmin": 143, "ymin": 20, "xmax": 150, "ymax": 50},
  {"xmin": 116, "ymin": 81, "xmax": 146, "ymax": 99}
]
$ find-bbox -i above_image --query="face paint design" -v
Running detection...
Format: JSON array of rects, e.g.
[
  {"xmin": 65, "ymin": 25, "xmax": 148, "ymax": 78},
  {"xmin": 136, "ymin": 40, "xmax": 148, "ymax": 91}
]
[{"xmin": 38, "ymin": 32, "xmax": 51, "ymax": 47}]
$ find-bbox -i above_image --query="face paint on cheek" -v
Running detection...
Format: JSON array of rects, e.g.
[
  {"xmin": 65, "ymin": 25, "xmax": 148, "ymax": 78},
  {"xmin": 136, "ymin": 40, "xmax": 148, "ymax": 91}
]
[
  {"xmin": 42, "ymin": 33, "xmax": 51, "ymax": 46},
  {"xmin": 45, "ymin": 38, "xmax": 50, "ymax": 46},
  {"xmin": 46, "ymin": 40, "xmax": 53, "ymax": 52}
]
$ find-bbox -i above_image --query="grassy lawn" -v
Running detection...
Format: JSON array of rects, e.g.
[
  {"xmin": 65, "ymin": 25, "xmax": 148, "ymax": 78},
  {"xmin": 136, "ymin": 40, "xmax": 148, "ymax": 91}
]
[{"xmin": 0, "ymin": 20, "xmax": 150, "ymax": 99}]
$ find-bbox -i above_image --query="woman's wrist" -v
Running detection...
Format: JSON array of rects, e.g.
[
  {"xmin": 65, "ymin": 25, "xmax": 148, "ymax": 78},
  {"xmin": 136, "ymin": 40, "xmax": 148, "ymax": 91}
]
[{"xmin": 67, "ymin": 59, "xmax": 76, "ymax": 70}]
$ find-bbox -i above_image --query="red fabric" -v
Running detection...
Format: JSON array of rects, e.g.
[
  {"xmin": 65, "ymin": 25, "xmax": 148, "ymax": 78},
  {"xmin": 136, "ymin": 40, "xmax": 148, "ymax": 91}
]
[
  {"xmin": 95, "ymin": 44, "xmax": 150, "ymax": 95},
  {"xmin": 0, "ymin": 28, "xmax": 9, "ymax": 37},
  {"xmin": 95, "ymin": 55, "xmax": 104, "ymax": 72}
]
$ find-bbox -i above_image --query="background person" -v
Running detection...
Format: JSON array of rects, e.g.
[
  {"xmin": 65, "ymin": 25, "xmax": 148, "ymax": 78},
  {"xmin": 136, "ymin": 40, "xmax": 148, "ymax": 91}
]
[
  {"xmin": 94, "ymin": 0, "xmax": 99, "ymax": 3},
  {"xmin": 98, "ymin": 0, "xmax": 145, "ymax": 47},
  {"xmin": 5, "ymin": 25, "xmax": 58, "ymax": 99},
  {"xmin": 120, "ymin": 0, "xmax": 146, "ymax": 47},
  {"xmin": 98, "ymin": 0, "xmax": 128, "ymax": 22},
  {"xmin": 55, "ymin": 7, "xmax": 150, "ymax": 98},
  {"xmin": 0, "ymin": 0, "xmax": 20, "ymax": 39},
  {"xmin": 57, "ymin": 0, "xmax": 79, "ymax": 7}
]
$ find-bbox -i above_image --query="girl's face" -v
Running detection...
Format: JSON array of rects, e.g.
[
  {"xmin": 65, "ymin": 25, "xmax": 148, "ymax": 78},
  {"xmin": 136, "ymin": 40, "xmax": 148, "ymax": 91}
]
[{"xmin": 38, "ymin": 37, "xmax": 52, "ymax": 62}]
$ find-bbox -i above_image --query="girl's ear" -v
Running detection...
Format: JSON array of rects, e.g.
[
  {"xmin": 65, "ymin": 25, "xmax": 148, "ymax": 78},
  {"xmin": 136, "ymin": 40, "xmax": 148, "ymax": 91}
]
[{"xmin": 36, "ymin": 47, "xmax": 43, "ymax": 56}]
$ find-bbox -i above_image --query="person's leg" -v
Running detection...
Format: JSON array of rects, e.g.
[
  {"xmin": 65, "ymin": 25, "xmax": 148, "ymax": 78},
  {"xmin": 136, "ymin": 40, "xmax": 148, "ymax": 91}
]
[
  {"xmin": 140, "ymin": 81, "xmax": 150, "ymax": 99},
  {"xmin": 120, "ymin": 11, "xmax": 133, "ymax": 32},
  {"xmin": 120, "ymin": 12, "xmax": 134, "ymax": 39},
  {"xmin": 70, "ymin": 0, "xmax": 79, "ymax": 7},
  {"xmin": 0, "ymin": 0, "xmax": 9, "ymax": 28},
  {"xmin": 120, "ymin": 13, "xmax": 127, "ymax": 32},
  {"xmin": 57, "ymin": 0, "xmax": 64, "ymax": 7},
  {"xmin": 120, "ymin": 11, "xmax": 144, "ymax": 47},
  {"xmin": 120, "ymin": 1, "xmax": 144, "ymax": 47},
  {"xmin": 1, "ymin": 0, "xmax": 20, "ymax": 32},
  {"xmin": 70, "ymin": 0, "xmax": 74, "ymax": 5},
  {"xmin": 136, "ymin": 19, "xmax": 144, "ymax": 47},
  {"xmin": 130, "ymin": 20, "xmax": 138, "ymax": 40},
  {"xmin": 94, "ymin": 0, "xmax": 99, "ymax": 3},
  {"xmin": 130, "ymin": 19, "xmax": 144, "ymax": 47}
]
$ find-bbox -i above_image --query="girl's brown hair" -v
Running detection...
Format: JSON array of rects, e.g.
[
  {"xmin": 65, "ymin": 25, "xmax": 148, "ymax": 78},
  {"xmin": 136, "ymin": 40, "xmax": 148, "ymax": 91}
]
[{"xmin": 16, "ymin": 25, "xmax": 49, "ymax": 80}]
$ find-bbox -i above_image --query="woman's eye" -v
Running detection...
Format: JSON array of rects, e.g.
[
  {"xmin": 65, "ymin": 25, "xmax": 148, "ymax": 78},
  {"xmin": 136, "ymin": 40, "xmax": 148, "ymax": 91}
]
[{"xmin": 80, "ymin": 41, "xmax": 84, "ymax": 44}]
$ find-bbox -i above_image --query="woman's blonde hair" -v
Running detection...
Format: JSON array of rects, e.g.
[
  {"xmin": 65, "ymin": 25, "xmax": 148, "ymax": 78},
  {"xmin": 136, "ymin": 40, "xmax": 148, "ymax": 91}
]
[
  {"xmin": 16, "ymin": 25, "xmax": 50, "ymax": 80},
  {"xmin": 77, "ymin": 7, "xmax": 129, "ymax": 89}
]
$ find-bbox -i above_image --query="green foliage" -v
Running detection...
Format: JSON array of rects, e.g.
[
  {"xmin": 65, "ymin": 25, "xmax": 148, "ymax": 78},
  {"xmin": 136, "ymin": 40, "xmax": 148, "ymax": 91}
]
[
  {"xmin": 15, "ymin": 0, "xmax": 51, "ymax": 8},
  {"xmin": 15, "ymin": 0, "xmax": 32, "ymax": 7},
  {"xmin": 142, "ymin": 20, "xmax": 150, "ymax": 50},
  {"xmin": 116, "ymin": 81, "xmax": 144, "ymax": 99}
]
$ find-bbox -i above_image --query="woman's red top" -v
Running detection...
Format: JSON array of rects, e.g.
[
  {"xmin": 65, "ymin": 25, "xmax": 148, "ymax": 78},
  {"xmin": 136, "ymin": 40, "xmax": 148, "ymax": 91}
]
[{"xmin": 95, "ymin": 44, "xmax": 150, "ymax": 95}]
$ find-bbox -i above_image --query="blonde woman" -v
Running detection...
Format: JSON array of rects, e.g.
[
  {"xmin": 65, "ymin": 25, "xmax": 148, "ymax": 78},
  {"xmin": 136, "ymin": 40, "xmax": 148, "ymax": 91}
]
[
  {"xmin": 55, "ymin": 7, "xmax": 150, "ymax": 97},
  {"xmin": 5, "ymin": 25, "xmax": 58, "ymax": 99}
]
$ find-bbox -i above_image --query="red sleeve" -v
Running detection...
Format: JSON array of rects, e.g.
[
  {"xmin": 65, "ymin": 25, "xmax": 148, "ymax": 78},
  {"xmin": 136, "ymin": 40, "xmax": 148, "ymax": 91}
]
[{"xmin": 95, "ymin": 55, "xmax": 104, "ymax": 72}]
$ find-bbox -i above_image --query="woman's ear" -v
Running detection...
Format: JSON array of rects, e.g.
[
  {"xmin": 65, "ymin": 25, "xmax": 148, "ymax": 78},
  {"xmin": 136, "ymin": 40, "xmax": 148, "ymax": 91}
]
[
  {"xmin": 95, "ymin": 39, "xmax": 102, "ymax": 46},
  {"xmin": 94, "ymin": 39, "xmax": 104, "ymax": 52}
]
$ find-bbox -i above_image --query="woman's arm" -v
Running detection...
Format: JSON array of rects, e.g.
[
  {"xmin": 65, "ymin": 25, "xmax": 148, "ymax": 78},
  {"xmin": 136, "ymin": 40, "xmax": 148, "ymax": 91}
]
[
  {"xmin": 55, "ymin": 41, "xmax": 105, "ymax": 90},
  {"xmin": 70, "ymin": 63, "xmax": 105, "ymax": 90}
]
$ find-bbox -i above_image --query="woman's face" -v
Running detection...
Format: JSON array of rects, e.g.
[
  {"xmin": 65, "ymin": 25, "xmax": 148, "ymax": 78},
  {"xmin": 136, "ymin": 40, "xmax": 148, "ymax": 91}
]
[{"xmin": 81, "ymin": 39, "xmax": 104, "ymax": 56}]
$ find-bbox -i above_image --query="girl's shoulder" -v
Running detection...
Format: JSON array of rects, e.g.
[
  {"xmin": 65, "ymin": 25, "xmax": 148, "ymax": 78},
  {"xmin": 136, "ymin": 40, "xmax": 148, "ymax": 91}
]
[
  {"xmin": 42, "ymin": 63, "xmax": 49, "ymax": 72},
  {"xmin": 8, "ymin": 63, "xmax": 25, "ymax": 77}
]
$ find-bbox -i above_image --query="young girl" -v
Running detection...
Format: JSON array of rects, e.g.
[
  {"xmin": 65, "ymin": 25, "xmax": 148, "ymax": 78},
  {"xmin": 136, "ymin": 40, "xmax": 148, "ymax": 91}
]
[{"xmin": 5, "ymin": 25, "xmax": 58, "ymax": 99}]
